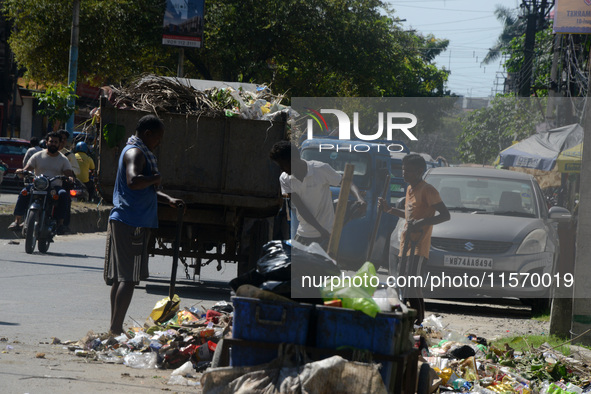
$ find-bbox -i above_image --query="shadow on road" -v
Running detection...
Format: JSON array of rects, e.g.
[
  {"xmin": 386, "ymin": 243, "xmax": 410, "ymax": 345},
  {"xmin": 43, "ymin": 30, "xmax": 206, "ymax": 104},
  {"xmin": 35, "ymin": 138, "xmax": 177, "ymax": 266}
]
[
  {"xmin": 1, "ymin": 258, "xmax": 104, "ymax": 271},
  {"xmin": 46, "ymin": 252, "xmax": 104, "ymax": 259},
  {"xmin": 0, "ymin": 321, "xmax": 20, "ymax": 326},
  {"xmin": 426, "ymin": 298, "xmax": 532, "ymax": 319},
  {"xmin": 142, "ymin": 278, "xmax": 232, "ymax": 303}
]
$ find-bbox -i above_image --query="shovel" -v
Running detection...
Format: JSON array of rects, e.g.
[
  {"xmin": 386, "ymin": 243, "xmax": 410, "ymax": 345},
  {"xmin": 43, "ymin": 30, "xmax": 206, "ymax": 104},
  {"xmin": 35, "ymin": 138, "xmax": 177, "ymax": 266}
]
[{"xmin": 150, "ymin": 203, "xmax": 184, "ymax": 324}]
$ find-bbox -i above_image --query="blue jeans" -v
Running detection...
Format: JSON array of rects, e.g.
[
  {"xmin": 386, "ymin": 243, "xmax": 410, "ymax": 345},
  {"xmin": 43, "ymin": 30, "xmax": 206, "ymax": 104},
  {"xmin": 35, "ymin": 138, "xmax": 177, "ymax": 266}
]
[{"xmin": 14, "ymin": 186, "xmax": 69, "ymax": 221}]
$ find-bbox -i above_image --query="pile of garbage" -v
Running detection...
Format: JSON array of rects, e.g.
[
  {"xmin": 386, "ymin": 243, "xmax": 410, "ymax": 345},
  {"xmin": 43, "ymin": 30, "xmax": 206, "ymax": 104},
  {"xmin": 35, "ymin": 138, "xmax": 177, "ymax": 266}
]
[
  {"xmin": 419, "ymin": 315, "xmax": 591, "ymax": 393},
  {"xmin": 106, "ymin": 74, "xmax": 295, "ymax": 121},
  {"xmin": 66, "ymin": 301, "xmax": 233, "ymax": 387}
]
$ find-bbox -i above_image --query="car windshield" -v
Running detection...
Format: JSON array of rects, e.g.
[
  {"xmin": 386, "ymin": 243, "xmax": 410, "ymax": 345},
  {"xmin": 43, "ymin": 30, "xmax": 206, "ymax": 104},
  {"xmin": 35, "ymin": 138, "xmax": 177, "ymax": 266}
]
[
  {"xmin": 301, "ymin": 149, "xmax": 371, "ymax": 189},
  {"xmin": 0, "ymin": 143, "xmax": 28, "ymax": 155},
  {"xmin": 425, "ymin": 174, "xmax": 538, "ymax": 218}
]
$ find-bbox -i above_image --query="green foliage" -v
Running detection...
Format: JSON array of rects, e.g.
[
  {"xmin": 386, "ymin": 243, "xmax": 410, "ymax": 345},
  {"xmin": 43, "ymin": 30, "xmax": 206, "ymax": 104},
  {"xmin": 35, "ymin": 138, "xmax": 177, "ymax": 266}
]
[
  {"xmin": 3, "ymin": 0, "xmax": 450, "ymax": 98},
  {"xmin": 503, "ymin": 23, "xmax": 554, "ymax": 96},
  {"xmin": 33, "ymin": 82, "xmax": 78, "ymax": 126},
  {"xmin": 482, "ymin": 5, "xmax": 525, "ymax": 65},
  {"xmin": 490, "ymin": 335, "xmax": 570, "ymax": 356},
  {"xmin": 3, "ymin": 0, "xmax": 176, "ymax": 85},
  {"xmin": 457, "ymin": 94, "xmax": 545, "ymax": 164},
  {"xmin": 487, "ymin": 335, "xmax": 580, "ymax": 386}
]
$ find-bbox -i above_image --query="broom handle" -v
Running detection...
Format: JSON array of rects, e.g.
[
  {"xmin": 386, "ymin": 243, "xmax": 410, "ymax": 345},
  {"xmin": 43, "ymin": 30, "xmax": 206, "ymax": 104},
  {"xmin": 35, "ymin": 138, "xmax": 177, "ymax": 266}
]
[{"xmin": 169, "ymin": 203, "xmax": 184, "ymax": 299}]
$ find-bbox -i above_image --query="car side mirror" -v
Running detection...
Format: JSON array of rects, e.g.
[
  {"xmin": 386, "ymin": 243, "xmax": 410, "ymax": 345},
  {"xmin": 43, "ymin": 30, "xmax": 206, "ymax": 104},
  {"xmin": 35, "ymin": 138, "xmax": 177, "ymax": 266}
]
[{"xmin": 548, "ymin": 206, "xmax": 571, "ymax": 222}]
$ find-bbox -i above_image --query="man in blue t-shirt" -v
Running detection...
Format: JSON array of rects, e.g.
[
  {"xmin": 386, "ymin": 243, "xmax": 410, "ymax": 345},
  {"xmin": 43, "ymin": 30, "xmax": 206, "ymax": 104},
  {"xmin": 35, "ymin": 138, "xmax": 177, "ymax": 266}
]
[{"xmin": 106, "ymin": 114, "xmax": 184, "ymax": 335}]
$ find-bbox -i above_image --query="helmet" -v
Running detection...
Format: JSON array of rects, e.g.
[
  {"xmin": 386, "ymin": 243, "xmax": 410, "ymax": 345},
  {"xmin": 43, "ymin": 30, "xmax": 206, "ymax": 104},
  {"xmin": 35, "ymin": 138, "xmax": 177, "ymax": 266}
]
[{"xmin": 75, "ymin": 141, "xmax": 88, "ymax": 153}]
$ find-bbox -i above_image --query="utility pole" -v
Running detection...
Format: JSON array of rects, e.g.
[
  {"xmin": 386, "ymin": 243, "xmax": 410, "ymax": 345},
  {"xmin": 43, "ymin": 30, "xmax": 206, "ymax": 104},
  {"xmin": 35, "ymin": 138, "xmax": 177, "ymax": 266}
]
[
  {"xmin": 547, "ymin": 33, "xmax": 576, "ymax": 338},
  {"xmin": 571, "ymin": 44, "xmax": 591, "ymax": 346},
  {"xmin": 177, "ymin": 48, "xmax": 184, "ymax": 78},
  {"xmin": 519, "ymin": 0, "xmax": 553, "ymax": 97},
  {"xmin": 65, "ymin": 0, "xmax": 80, "ymax": 135}
]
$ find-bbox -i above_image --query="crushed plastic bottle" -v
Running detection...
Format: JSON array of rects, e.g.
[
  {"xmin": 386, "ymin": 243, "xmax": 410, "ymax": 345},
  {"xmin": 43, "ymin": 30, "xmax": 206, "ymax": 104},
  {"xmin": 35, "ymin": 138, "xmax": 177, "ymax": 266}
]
[
  {"xmin": 567, "ymin": 383, "xmax": 583, "ymax": 394},
  {"xmin": 123, "ymin": 352, "xmax": 157, "ymax": 369},
  {"xmin": 98, "ymin": 348, "xmax": 128, "ymax": 364}
]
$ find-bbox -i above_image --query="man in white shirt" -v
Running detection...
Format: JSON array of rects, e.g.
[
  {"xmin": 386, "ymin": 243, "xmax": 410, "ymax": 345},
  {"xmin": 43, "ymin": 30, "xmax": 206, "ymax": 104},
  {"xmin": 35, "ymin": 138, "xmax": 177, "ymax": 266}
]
[
  {"xmin": 8, "ymin": 131, "xmax": 76, "ymax": 234},
  {"xmin": 270, "ymin": 141, "xmax": 366, "ymax": 249}
]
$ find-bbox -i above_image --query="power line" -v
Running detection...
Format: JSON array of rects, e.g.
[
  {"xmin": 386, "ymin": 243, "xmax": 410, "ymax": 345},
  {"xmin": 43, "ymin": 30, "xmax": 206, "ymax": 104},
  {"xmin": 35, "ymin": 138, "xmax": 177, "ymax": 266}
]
[
  {"xmin": 419, "ymin": 27, "xmax": 502, "ymax": 32},
  {"xmin": 412, "ymin": 15, "xmax": 492, "ymax": 26},
  {"xmin": 392, "ymin": 4, "xmax": 493, "ymax": 12}
]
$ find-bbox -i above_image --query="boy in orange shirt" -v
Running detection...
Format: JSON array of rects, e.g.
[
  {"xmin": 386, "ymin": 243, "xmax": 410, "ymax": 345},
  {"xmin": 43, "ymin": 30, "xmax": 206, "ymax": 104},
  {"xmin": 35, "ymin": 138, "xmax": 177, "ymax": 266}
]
[{"xmin": 378, "ymin": 153, "xmax": 450, "ymax": 324}]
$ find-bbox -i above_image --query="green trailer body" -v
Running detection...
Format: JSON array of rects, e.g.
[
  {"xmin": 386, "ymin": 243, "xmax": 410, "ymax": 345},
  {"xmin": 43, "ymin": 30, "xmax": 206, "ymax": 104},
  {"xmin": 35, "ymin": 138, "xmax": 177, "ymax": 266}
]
[{"xmin": 98, "ymin": 99, "xmax": 288, "ymax": 276}]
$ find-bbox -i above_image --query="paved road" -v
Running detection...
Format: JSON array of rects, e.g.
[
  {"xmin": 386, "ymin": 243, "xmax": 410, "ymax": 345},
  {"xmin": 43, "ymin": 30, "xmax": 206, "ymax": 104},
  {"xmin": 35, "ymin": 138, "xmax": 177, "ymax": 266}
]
[
  {"xmin": 1, "ymin": 232, "xmax": 236, "ymax": 343},
  {"xmin": 0, "ymin": 232, "xmax": 547, "ymax": 393},
  {"xmin": 0, "ymin": 189, "xmax": 18, "ymax": 206},
  {"xmin": 0, "ymin": 232, "xmax": 237, "ymax": 393}
]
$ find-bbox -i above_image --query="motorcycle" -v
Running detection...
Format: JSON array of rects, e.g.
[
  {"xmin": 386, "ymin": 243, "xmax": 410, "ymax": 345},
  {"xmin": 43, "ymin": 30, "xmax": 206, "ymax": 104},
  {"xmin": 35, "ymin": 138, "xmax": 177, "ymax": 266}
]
[{"xmin": 21, "ymin": 170, "xmax": 68, "ymax": 254}]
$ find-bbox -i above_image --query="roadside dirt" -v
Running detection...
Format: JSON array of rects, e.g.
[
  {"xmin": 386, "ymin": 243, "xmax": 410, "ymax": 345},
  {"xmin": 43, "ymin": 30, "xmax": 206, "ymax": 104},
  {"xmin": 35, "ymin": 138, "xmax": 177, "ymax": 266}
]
[
  {"xmin": 424, "ymin": 298, "xmax": 550, "ymax": 341},
  {"xmin": 0, "ymin": 299, "xmax": 548, "ymax": 394}
]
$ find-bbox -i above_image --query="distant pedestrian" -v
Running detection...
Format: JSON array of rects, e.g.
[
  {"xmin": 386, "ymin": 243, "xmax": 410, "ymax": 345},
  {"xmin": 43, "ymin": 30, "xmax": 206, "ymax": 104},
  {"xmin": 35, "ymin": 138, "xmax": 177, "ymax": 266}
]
[
  {"xmin": 58, "ymin": 130, "xmax": 81, "ymax": 177},
  {"xmin": 74, "ymin": 142, "xmax": 96, "ymax": 201},
  {"xmin": 106, "ymin": 114, "xmax": 184, "ymax": 335}
]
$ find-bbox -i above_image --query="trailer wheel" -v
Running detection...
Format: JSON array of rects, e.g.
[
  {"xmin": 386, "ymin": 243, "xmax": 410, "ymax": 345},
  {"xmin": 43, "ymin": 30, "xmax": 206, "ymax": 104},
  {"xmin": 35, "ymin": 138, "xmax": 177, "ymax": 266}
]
[
  {"xmin": 238, "ymin": 219, "xmax": 268, "ymax": 277},
  {"xmin": 416, "ymin": 362, "xmax": 431, "ymax": 394}
]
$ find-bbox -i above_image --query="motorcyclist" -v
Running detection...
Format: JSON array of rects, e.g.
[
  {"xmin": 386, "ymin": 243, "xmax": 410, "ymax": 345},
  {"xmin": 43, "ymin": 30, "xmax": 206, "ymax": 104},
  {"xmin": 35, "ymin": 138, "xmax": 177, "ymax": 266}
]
[{"xmin": 7, "ymin": 131, "xmax": 76, "ymax": 235}]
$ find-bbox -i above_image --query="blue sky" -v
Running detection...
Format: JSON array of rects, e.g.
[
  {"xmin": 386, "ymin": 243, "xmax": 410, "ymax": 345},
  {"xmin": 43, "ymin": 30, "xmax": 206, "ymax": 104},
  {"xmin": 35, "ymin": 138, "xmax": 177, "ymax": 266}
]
[{"xmin": 387, "ymin": 0, "xmax": 521, "ymax": 97}]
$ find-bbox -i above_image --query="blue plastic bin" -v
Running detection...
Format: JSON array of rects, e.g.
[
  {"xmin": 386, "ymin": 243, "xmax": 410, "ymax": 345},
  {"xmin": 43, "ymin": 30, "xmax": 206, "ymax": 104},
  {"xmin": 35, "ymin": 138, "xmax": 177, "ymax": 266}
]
[
  {"xmin": 231, "ymin": 296, "xmax": 314, "ymax": 366},
  {"xmin": 314, "ymin": 305, "xmax": 402, "ymax": 387}
]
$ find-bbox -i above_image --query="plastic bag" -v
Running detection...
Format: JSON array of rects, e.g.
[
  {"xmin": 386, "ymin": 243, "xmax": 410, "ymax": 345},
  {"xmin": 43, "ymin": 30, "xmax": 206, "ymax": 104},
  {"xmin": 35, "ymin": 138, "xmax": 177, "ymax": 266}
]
[
  {"xmin": 168, "ymin": 375, "xmax": 201, "ymax": 386},
  {"xmin": 355, "ymin": 262, "xmax": 379, "ymax": 295},
  {"xmin": 149, "ymin": 294, "xmax": 180, "ymax": 322},
  {"xmin": 171, "ymin": 360, "xmax": 197, "ymax": 377},
  {"xmin": 321, "ymin": 262, "xmax": 381, "ymax": 318},
  {"xmin": 124, "ymin": 352, "xmax": 157, "ymax": 369},
  {"xmin": 256, "ymin": 241, "xmax": 291, "ymax": 281}
]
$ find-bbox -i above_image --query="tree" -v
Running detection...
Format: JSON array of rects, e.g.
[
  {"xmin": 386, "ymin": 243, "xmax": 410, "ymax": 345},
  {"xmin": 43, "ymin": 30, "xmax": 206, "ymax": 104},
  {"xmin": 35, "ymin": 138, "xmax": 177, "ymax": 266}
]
[
  {"xmin": 197, "ymin": 0, "xmax": 450, "ymax": 97},
  {"xmin": 482, "ymin": 5, "xmax": 525, "ymax": 65},
  {"xmin": 3, "ymin": 0, "xmax": 175, "ymax": 85},
  {"xmin": 33, "ymin": 82, "xmax": 78, "ymax": 129},
  {"xmin": 4, "ymin": 0, "xmax": 450, "ymax": 98},
  {"xmin": 457, "ymin": 94, "xmax": 545, "ymax": 164},
  {"xmin": 503, "ymin": 23, "xmax": 554, "ymax": 96}
]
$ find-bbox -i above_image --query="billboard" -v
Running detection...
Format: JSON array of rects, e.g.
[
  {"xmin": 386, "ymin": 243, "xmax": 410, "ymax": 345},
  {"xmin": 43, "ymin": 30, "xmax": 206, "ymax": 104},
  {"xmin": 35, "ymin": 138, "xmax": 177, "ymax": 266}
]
[
  {"xmin": 554, "ymin": 0, "xmax": 591, "ymax": 33},
  {"xmin": 162, "ymin": 0, "xmax": 205, "ymax": 48}
]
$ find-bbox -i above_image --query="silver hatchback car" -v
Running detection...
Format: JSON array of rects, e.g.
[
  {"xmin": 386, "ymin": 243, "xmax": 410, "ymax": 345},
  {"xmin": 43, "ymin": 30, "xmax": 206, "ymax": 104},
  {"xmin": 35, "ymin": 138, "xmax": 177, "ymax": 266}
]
[{"xmin": 389, "ymin": 167, "xmax": 571, "ymax": 312}]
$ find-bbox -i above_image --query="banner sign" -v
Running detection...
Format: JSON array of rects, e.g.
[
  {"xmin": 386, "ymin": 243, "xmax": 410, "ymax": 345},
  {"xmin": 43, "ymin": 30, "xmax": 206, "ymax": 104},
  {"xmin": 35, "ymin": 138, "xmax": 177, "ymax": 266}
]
[
  {"xmin": 554, "ymin": 0, "xmax": 591, "ymax": 33},
  {"xmin": 162, "ymin": 0, "xmax": 205, "ymax": 48}
]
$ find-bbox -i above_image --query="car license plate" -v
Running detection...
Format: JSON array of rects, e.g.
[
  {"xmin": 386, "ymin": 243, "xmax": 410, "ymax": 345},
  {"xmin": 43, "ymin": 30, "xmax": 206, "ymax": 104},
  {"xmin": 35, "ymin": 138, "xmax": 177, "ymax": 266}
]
[{"xmin": 444, "ymin": 255, "xmax": 493, "ymax": 269}]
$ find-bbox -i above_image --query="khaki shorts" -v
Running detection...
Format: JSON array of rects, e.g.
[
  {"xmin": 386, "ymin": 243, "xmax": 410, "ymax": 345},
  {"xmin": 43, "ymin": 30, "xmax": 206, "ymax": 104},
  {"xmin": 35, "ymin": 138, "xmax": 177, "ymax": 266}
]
[{"xmin": 107, "ymin": 220, "xmax": 150, "ymax": 283}]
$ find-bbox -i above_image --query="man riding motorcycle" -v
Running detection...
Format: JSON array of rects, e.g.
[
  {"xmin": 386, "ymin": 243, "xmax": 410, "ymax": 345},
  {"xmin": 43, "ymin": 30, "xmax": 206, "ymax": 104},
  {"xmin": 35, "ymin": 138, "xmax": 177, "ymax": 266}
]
[{"xmin": 7, "ymin": 131, "xmax": 76, "ymax": 235}]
